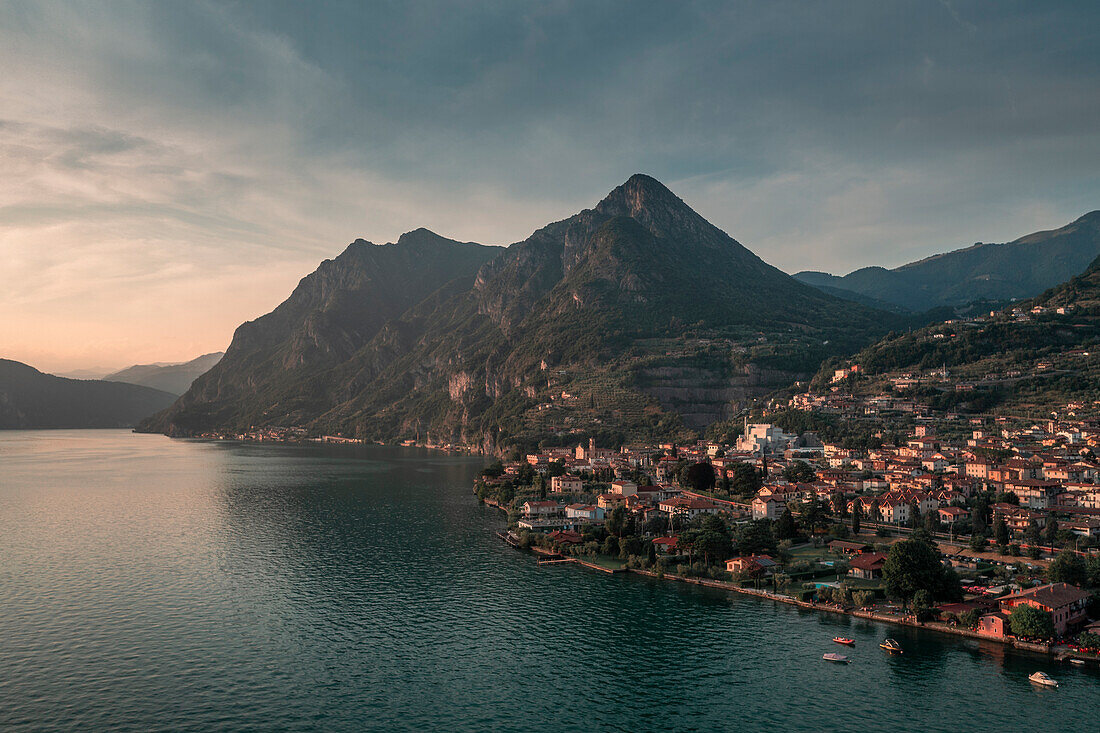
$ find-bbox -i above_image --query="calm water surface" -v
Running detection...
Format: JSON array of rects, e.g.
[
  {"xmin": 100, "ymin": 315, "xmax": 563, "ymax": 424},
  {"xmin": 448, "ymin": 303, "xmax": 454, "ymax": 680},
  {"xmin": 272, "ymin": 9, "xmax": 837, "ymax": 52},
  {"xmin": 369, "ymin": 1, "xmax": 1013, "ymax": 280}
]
[{"xmin": 1, "ymin": 430, "xmax": 1097, "ymax": 732}]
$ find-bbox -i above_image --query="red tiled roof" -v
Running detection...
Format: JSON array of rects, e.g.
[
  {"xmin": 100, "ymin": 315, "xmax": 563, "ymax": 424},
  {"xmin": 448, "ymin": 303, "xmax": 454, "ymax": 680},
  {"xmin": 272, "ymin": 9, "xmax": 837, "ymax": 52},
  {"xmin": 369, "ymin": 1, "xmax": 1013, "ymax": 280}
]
[{"xmin": 849, "ymin": 552, "xmax": 887, "ymax": 570}]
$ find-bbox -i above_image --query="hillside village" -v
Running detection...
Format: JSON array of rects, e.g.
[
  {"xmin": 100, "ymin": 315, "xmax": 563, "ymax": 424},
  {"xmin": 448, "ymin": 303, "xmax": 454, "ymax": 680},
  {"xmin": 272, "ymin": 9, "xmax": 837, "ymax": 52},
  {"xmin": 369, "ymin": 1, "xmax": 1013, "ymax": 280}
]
[{"xmin": 477, "ymin": 407, "xmax": 1100, "ymax": 654}]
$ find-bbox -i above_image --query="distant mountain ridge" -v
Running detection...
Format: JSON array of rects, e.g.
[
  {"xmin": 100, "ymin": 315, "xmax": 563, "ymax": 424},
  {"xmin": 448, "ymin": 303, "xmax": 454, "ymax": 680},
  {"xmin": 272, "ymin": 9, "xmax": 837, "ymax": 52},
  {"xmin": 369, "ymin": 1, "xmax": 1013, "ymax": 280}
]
[
  {"xmin": 104, "ymin": 352, "xmax": 224, "ymax": 396},
  {"xmin": 795, "ymin": 211, "xmax": 1100, "ymax": 311},
  {"xmin": 820, "ymin": 255, "xmax": 1100, "ymax": 415},
  {"xmin": 0, "ymin": 359, "xmax": 178, "ymax": 429},
  {"xmin": 142, "ymin": 175, "xmax": 896, "ymax": 449}
]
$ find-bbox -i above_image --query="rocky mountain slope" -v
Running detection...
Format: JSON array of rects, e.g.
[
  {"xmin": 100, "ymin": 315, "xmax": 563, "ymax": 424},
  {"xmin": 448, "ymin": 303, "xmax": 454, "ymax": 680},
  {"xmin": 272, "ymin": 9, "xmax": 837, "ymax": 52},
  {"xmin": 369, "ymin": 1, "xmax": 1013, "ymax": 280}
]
[
  {"xmin": 104, "ymin": 352, "xmax": 224, "ymax": 396},
  {"xmin": 143, "ymin": 175, "xmax": 896, "ymax": 449},
  {"xmin": 0, "ymin": 359, "xmax": 178, "ymax": 429},
  {"xmin": 795, "ymin": 211, "xmax": 1100, "ymax": 311}
]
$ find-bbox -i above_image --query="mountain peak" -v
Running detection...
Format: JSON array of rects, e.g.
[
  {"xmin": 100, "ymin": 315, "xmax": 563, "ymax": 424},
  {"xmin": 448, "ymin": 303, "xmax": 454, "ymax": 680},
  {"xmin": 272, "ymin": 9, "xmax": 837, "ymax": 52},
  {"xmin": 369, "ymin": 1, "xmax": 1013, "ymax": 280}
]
[
  {"xmin": 597, "ymin": 174, "xmax": 679, "ymax": 212},
  {"xmin": 594, "ymin": 173, "xmax": 720, "ymax": 245}
]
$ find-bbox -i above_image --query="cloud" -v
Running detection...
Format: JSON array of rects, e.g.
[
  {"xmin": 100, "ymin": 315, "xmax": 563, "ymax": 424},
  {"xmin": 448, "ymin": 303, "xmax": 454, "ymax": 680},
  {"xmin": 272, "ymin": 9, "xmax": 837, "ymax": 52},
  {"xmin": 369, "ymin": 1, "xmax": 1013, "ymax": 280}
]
[{"xmin": 1, "ymin": 1, "xmax": 1099, "ymax": 371}]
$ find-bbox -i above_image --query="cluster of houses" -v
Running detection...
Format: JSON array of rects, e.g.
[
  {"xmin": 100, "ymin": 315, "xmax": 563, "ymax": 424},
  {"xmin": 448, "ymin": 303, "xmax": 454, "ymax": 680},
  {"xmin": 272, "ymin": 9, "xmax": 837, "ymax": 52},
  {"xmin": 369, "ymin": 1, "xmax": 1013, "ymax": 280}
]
[
  {"xmin": 488, "ymin": 419, "xmax": 1100, "ymax": 642},
  {"xmin": 498, "ymin": 411, "xmax": 1100, "ymax": 546}
]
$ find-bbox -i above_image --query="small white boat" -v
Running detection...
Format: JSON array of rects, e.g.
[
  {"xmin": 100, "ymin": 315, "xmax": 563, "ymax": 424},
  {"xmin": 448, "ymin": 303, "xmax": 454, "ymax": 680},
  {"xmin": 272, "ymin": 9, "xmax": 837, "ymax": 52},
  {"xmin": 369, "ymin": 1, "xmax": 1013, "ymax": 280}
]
[
  {"xmin": 823, "ymin": 653, "xmax": 850, "ymax": 664},
  {"xmin": 1069, "ymin": 659, "xmax": 1085, "ymax": 666},
  {"xmin": 1029, "ymin": 671, "xmax": 1058, "ymax": 687}
]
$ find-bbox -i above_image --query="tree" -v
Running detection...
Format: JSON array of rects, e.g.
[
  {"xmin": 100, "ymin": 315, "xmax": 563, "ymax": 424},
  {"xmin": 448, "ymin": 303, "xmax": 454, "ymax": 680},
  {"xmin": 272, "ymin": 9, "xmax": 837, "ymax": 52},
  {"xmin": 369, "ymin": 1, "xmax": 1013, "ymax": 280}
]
[
  {"xmin": 971, "ymin": 494, "xmax": 989, "ymax": 536},
  {"xmin": 647, "ymin": 542, "xmax": 658, "ymax": 565},
  {"xmin": 908, "ymin": 502, "xmax": 921, "ymax": 530},
  {"xmin": 695, "ymin": 518, "xmax": 734, "ymax": 566},
  {"xmin": 993, "ymin": 518, "xmax": 1009, "ymax": 547},
  {"xmin": 682, "ymin": 462, "xmax": 716, "ymax": 493},
  {"xmin": 802, "ymin": 497, "xmax": 831, "ymax": 537},
  {"xmin": 1043, "ymin": 519, "xmax": 1059, "ymax": 549},
  {"xmin": 547, "ymin": 460, "xmax": 566, "ymax": 478},
  {"xmin": 853, "ymin": 590, "xmax": 875, "ymax": 608},
  {"xmin": 883, "ymin": 536, "xmax": 953, "ymax": 607},
  {"xmin": 1009, "ymin": 605, "xmax": 1054, "ymax": 639},
  {"xmin": 783, "ymin": 460, "xmax": 816, "ymax": 483},
  {"xmin": 774, "ymin": 508, "xmax": 799, "ymax": 540},
  {"xmin": 1087, "ymin": 555, "xmax": 1100, "ymax": 587},
  {"xmin": 1048, "ymin": 550, "xmax": 1087, "ymax": 586},
  {"xmin": 832, "ymin": 492, "xmax": 849, "ymax": 518},
  {"xmin": 851, "ymin": 504, "xmax": 861, "ymax": 535},
  {"xmin": 959, "ymin": 609, "xmax": 980, "ymax": 629},
  {"xmin": 912, "ymin": 589, "xmax": 935, "ymax": 621},
  {"xmin": 729, "ymin": 463, "xmax": 762, "ymax": 497},
  {"xmin": 1024, "ymin": 520, "xmax": 1041, "ymax": 547},
  {"xmin": 600, "ymin": 535, "xmax": 619, "ymax": 556},
  {"xmin": 735, "ymin": 520, "xmax": 777, "ymax": 556},
  {"xmin": 605, "ymin": 505, "xmax": 628, "ymax": 538},
  {"xmin": 644, "ymin": 514, "xmax": 669, "ymax": 537},
  {"xmin": 923, "ymin": 508, "xmax": 939, "ymax": 534}
]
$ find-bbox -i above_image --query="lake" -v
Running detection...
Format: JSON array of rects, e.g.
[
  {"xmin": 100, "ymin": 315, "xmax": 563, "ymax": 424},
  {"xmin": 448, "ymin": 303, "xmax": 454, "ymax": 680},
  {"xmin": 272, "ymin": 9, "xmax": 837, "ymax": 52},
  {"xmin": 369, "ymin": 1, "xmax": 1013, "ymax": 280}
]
[{"xmin": 1, "ymin": 430, "xmax": 1096, "ymax": 731}]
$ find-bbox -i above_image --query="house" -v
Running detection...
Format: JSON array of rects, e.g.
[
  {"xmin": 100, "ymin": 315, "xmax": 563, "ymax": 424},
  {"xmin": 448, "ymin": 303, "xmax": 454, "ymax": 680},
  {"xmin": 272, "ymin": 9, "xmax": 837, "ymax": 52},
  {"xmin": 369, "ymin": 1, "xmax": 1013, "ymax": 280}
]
[
  {"xmin": 998, "ymin": 583, "xmax": 1091, "ymax": 636},
  {"xmin": 651, "ymin": 536, "xmax": 680, "ymax": 554},
  {"xmin": 828, "ymin": 540, "xmax": 873, "ymax": 555},
  {"xmin": 596, "ymin": 493, "xmax": 627, "ymax": 510},
  {"xmin": 522, "ymin": 500, "xmax": 561, "ymax": 518},
  {"xmin": 725, "ymin": 554, "xmax": 778, "ymax": 576},
  {"xmin": 550, "ymin": 475, "xmax": 584, "ymax": 494},
  {"xmin": 751, "ymin": 496, "xmax": 786, "ymax": 520},
  {"xmin": 878, "ymin": 500, "xmax": 910, "ymax": 525},
  {"xmin": 660, "ymin": 496, "xmax": 723, "ymax": 520},
  {"xmin": 547, "ymin": 530, "xmax": 583, "ymax": 545},
  {"xmin": 564, "ymin": 504, "xmax": 605, "ymax": 522},
  {"xmin": 978, "ymin": 611, "xmax": 1009, "ymax": 638},
  {"xmin": 848, "ymin": 552, "xmax": 887, "ymax": 580},
  {"xmin": 937, "ymin": 506, "xmax": 969, "ymax": 524},
  {"xmin": 610, "ymin": 480, "xmax": 638, "ymax": 496}
]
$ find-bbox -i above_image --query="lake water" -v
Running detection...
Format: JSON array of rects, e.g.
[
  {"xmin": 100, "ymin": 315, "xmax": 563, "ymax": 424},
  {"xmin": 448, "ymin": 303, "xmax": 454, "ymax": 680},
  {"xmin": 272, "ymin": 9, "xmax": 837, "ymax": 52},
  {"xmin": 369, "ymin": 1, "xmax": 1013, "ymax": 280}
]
[{"xmin": 1, "ymin": 430, "xmax": 1096, "ymax": 732}]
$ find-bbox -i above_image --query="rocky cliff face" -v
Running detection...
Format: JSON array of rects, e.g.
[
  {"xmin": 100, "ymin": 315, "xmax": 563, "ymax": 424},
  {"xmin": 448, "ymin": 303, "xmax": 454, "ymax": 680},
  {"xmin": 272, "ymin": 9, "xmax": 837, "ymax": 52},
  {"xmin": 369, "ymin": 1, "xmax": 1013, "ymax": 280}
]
[{"xmin": 145, "ymin": 175, "xmax": 895, "ymax": 447}]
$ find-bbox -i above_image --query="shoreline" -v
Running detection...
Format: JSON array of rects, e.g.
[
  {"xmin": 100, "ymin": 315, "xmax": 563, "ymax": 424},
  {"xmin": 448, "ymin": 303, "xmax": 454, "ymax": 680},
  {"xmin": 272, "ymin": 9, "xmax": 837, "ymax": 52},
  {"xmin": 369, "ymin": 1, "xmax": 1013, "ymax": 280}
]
[{"xmin": 484, "ymin": 500, "xmax": 1097, "ymax": 664}]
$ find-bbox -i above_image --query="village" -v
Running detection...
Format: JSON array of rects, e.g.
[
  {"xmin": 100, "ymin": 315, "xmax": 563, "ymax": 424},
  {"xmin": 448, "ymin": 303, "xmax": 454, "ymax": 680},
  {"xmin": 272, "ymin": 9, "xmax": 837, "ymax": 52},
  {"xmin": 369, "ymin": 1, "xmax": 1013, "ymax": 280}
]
[{"xmin": 475, "ymin": 404, "xmax": 1100, "ymax": 659}]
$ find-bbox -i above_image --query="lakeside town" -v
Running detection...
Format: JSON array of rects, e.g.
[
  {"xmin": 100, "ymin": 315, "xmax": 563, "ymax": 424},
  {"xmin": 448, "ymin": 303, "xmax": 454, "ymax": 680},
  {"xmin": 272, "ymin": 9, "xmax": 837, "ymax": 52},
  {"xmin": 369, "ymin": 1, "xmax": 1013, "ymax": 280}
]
[{"xmin": 473, "ymin": 386, "xmax": 1100, "ymax": 662}]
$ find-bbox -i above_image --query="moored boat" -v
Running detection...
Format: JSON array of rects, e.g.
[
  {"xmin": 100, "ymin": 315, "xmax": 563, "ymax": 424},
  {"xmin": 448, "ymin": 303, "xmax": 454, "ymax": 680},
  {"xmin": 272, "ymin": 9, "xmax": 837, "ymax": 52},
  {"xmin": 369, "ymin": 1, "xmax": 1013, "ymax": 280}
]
[
  {"xmin": 880, "ymin": 638, "xmax": 903, "ymax": 653},
  {"xmin": 1028, "ymin": 671, "xmax": 1058, "ymax": 687},
  {"xmin": 822, "ymin": 653, "xmax": 850, "ymax": 664},
  {"xmin": 1069, "ymin": 659, "xmax": 1085, "ymax": 666},
  {"xmin": 832, "ymin": 637, "xmax": 855, "ymax": 646}
]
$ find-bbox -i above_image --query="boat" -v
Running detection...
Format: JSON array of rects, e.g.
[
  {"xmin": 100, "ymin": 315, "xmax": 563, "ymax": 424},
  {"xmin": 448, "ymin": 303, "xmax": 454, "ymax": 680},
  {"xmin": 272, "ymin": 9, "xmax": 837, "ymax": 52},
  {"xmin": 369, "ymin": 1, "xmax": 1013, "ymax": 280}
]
[
  {"xmin": 880, "ymin": 638, "xmax": 903, "ymax": 653},
  {"xmin": 1029, "ymin": 671, "xmax": 1058, "ymax": 687},
  {"xmin": 832, "ymin": 637, "xmax": 855, "ymax": 646},
  {"xmin": 1069, "ymin": 659, "xmax": 1085, "ymax": 666},
  {"xmin": 822, "ymin": 653, "xmax": 850, "ymax": 664}
]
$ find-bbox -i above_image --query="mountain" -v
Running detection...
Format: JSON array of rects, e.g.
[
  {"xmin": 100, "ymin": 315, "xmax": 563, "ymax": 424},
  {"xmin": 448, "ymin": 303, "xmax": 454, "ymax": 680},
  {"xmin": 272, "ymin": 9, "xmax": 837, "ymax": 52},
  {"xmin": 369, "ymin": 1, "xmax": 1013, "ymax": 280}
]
[
  {"xmin": 0, "ymin": 360, "xmax": 178, "ymax": 429},
  {"xmin": 103, "ymin": 352, "xmax": 224, "ymax": 396},
  {"xmin": 794, "ymin": 211, "xmax": 1100, "ymax": 311},
  {"xmin": 143, "ymin": 175, "xmax": 895, "ymax": 449},
  {"xmin": 821, "ymin": 255, "xmax": 1100, "ymax": 416}
]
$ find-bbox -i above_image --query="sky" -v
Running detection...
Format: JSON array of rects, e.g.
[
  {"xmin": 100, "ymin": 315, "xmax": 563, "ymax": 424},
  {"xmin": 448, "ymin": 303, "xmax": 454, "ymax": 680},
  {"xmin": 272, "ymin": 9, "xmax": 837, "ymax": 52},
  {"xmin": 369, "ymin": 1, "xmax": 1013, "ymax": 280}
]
[{"xmin": 2, "ymin": 1, "xmax": 1099, "ymax": 374}]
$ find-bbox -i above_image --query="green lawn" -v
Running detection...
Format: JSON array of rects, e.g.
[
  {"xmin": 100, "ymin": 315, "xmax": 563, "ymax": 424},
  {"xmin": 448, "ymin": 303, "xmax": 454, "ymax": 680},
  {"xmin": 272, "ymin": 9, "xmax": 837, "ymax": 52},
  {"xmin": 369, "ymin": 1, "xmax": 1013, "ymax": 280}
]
[
  {"xmin": 586, "ymin": 555, "xmax": 627, "ymax": 570},
  {"xmin": 788, "ymin": 544, "xmax": 836, "ymax": 562}
]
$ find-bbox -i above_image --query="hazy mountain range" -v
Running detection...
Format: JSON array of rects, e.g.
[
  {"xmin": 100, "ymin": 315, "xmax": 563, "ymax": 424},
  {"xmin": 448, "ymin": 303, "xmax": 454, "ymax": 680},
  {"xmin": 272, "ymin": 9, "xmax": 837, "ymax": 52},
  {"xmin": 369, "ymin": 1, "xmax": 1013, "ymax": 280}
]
[
  {"xmin": 794, "ymin": 211, "xmax": 1100, "ymax": 312},
  {"xmin": 103, "ymin": 352, "xmax": 224, "ymax": 396},
  {"xmin": 0, "ymin": 360, "xmax": 178, "ymax": 429}
]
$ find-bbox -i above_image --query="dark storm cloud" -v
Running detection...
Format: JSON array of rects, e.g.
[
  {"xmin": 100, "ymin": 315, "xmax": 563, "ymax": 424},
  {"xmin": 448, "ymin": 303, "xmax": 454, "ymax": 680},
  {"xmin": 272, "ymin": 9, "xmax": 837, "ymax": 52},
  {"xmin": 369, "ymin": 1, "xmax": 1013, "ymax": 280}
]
[{"xmin": 2, "ymin": 0, "xmax": 1098, "ymax": 371}]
